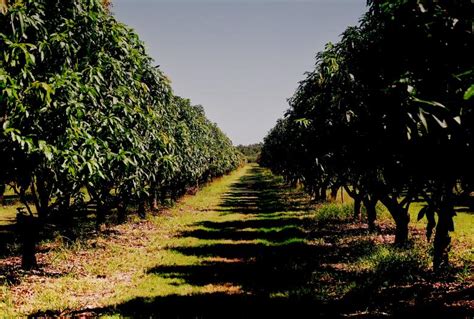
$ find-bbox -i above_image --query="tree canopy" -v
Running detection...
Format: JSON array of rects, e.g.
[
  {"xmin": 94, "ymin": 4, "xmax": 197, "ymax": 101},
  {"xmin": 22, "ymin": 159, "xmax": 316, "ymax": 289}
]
[
  {"xmin": 260, "ymin": 0, "xmax": 474, "ymax": 270},
  {"xmin": 0, "ymin": 0, "xmax": 242, "ymax": 268}
]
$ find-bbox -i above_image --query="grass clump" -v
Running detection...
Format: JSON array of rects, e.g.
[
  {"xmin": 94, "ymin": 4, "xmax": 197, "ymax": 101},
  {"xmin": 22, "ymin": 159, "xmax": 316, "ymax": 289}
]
[
  {"xmin": 315, "ymin": 203, "xmax": 353, "ymax": 222},
  {"xmin": 0, "ymin": 287, "xmax": 15, "ymax": 317},
  {"xmin": 356, "ymin": 245, "xmax": 429, "ymax": 284}
]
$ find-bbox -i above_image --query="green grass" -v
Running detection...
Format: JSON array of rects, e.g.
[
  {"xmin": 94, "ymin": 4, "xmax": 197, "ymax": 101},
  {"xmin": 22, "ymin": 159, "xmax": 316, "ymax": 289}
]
[
  {"xmin": 354, "ymin": 245, "xmax": 430, "ymax": 280},
  {"xmin": 315, "ymin": 202, "xmax": 353, "ymax": 222},
  {"xmin": 0, "ymin": 165, "xmax": 472, "ymax": 317},
  {"xmin": 2, "ymin": 186, "xmax": 15, "ymax": 197},
  {"xmin": 407, "ymin": 202, "xmax": 474, "ymax": 267},
  {"xmin": 0, "ymin": 205, "xmax": 17, "ymax": 227},
  {"xmin": 2, "ymin": 166, "xmax": 255, "ymax": 315},
  {"xmin": 408, "ymin": 202, "xmax": 474, "ymax": 241},
  {"xmin": 0, "ymin": 185, "xmax": 21, "ymax": 227}
]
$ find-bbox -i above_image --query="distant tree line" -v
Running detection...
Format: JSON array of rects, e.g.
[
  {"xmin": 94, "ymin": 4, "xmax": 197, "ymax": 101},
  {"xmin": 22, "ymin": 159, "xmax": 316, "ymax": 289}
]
[
  {"xmin": 236, "ymin": 143, "xmax": 262, "ymax": 163},
  {"xmin": 0, "ymin": 0, "xmax": 242, "ymax": 268},
  {"xmin": 260, "ymin": 0, "xmax": 474, "ymax": 270}
]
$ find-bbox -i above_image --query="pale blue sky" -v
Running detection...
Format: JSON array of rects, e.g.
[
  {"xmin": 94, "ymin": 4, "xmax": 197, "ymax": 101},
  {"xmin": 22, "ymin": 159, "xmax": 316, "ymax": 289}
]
[{"xmin": 112, "ymin": 0, "xmax": 367, "ymax": 145}]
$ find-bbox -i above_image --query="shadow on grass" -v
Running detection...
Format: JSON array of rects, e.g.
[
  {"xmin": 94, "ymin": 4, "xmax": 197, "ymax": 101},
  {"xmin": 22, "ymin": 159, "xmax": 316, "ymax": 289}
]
[
  {"xmin": 67, "ymin": 294, "xmax": 338, "ymax": 319},
  {"xmin": 31, "ymin": 166, "xmax": 473, "ymax": 318},
  {"xmin": 0, "ymin": 202, "xmax": 144, "ymax": 285},
  {"xmin": 0, "ymin": 223, "xmax": 18, "ymax": 257},
  {"xmin": 60, "ymin": 167, "xmax": 361, "ymax": 317}
]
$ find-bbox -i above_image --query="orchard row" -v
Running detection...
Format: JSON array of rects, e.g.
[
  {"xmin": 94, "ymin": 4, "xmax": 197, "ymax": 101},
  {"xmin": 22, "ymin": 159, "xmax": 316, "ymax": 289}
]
[
  {"xmin": 260, "ymin": 0, "xmax": 474, "ymax": 270},
  {"xmin": 0, "ymin": 0, "xmax": 242, "ymax": 268}
]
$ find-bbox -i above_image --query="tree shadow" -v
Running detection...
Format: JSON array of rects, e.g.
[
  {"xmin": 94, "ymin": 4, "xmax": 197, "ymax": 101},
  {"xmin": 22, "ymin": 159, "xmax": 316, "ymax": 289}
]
[
  {"xmin": 57, "ymin": 166, "xmax": 377, "ymax": 317},
  {"xmin": 216, "ymin": 167, "xmax": 311, "ymax": 215},
  {"xmin": 31, "ymin": 166, "xmax": 473, "ymax": 318},
  {"xmin": 0, "ymin": 223, "xmax": 18, "ymax": 258},
  {"xmin": 66, "ymin": 294, "xmax": 340, "ymax": 319},
  {"xmin": 0, "ymin": 202, "xmax": 142, "ymax": 284}
]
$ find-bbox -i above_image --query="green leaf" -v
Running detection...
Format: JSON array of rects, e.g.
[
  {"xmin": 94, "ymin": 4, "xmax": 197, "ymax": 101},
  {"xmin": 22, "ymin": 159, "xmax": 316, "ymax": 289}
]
[
  {"xmin": 418, "ymin": 111, "xmax": 428, "ymax": 131},
  {"xmin": 464, "ymin": 85, "xmax": 474, "ymax": 100},
  {"xmin": 295, "ymin": 118, "xmax": 311, "ymax": 128}
]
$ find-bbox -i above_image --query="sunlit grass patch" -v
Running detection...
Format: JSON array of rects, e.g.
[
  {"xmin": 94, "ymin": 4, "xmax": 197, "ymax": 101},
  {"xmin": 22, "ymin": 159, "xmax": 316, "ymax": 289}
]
[
  {"xmin": 353, "ymin": 245, "xmax": 430, "ymax": 282},
  {"xmin": 3, "ymin": 166, "xmax": 252, "ymax": 316},
  {"xmin": 314, "ymin": 202, "xmax": 354, "ymax": 222},
  {"xmin": 19, "ymin": 275, "xmax": 113, "ymax": 315},
  {"xmin": 0, "ymin": 286, "xmax": 14, "ymax": 317},
  {"xmin": 370, "ymin": 200, "xmax": 473, "ymax": 272}
]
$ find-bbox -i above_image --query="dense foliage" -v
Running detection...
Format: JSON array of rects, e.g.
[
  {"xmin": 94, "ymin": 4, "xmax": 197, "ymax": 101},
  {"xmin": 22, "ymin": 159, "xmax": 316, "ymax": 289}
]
[
  {"xmin": 0, "ymin": 0, "xmax": 241, "ymax": 268},
  {"xmin": 260, "ymin": 0, "xmax": 474, "ymax": 270}
]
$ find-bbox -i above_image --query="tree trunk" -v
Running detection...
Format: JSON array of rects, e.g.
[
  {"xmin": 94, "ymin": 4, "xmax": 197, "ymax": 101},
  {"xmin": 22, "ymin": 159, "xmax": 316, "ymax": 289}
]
[
  {"xmin": 311, "ymin": 187, "xmax": 322, "ymax": 202},
  {"xmin": 394, "ymin": 211, "xmax": 410, "ymax": 246},
  {"xmin": 138, "ymin": 200, "xmax": 146, "ymax": 219},
  {"xmin": 363, "ymin": 198, "xmax": 377, "ymax": 232},
  {"xmin": 317, "ymin": 179, "xmax": 330, "ymax": 202},
  {"xmin": 59, "ymin": 194, "xmax": 75, "ymax": 240},
  {"xmin": 433, "ymin": 202, "xmax": 454, "ymax": 271},
  {"xmin": 160, "ymin": 190, "xmax": 167, "ymax": 205},
  {"xmin": 118, "ymin": 197, "xmax": 128, "ymax": 223},
  {"xmin": 319, "ymin": 187, "xmax": 327, "ymax": 202},
  {"xmin": 60, "ymin": 194, "xmax": 71, "ymax": 213},
  {"xmin": 151, "ymin": 194, "xmax": 158, "ymax": 211},
  {"xmin": 381, "ymin": 196, "xmax": 410, "ymax": 245},
  {"xmin": 330, "ymin": 186, "xmax": 338, "ymax": 202},
  {"xmin": 344, "ymin": 186, "xmax": 362, "ymax": 221},
  {"xmin": 31, "ymin": 178, "xmax": 50, "ymax": 220},
  {"xmin": 96, "ymin": 202, "xmax": 105, "ymax": 231},
  {"xmin": 17, "ymin": 213, "xmax": 38, "ymax": 270},
  {"xmin": 37, "ymin": 183, "xmax": 50, "ymax": 220},
  {"xmin": 149, "ymin": 185, "xmax": 159, "ymax": 211},
  {"xmin": 95, "ymin": 188, "xmax": 111, "ymax": 231},
  {"xmin": 171, "ymin": 189, "xmax": 178, "ymax": 202},
  {"xmin": 354, "ymin": 197, "xmax": 362, "ymax": 221},
  {"xmin": 0, "ymin": 184, "xmax": 5, "ymax": 205}
]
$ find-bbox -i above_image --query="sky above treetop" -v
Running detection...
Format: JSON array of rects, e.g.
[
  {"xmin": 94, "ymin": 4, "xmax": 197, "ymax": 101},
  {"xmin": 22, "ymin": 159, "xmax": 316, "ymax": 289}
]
[{"xmin": 113, "ymin": 0, "xmax": 367, "ymax": 145}]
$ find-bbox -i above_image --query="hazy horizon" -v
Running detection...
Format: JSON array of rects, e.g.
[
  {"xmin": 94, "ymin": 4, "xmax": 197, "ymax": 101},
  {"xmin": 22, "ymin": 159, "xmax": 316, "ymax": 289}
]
[{"xmin": 112, "ymin": 0, "xmax": 367, "ymax": 145}]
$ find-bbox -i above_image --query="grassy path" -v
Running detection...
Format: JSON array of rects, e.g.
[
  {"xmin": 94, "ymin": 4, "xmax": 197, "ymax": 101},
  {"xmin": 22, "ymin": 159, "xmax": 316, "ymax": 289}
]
[
  {"xmin": 1, "ymin": 164, "xmax": 472, "ymax": 317},
  {"xmin": 2, "ymin": 164, "xmax": 315, "ymax": 316}
]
